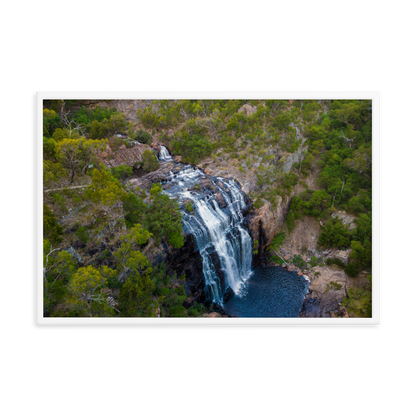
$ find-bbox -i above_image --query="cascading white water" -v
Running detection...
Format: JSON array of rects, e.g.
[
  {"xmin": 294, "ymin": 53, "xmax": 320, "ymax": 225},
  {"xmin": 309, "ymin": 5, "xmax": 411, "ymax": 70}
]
[
  {"xmin": 158, "ymin": 146, "xmax": 252, "ymax": 304},
  {"xmin": 159, "ymin": 145, "xmax": 172, "ymax": 161}
]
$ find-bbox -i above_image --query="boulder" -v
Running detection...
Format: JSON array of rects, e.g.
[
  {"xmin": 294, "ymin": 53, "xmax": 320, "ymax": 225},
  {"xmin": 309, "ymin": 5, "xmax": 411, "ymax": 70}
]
[
  {"xmin": 223, "ymin": 286, "xmax": 235, "ymax": 304},
  {"xmin": 238, "ymin": 104, "xmax": 256, "ymax": 116},
  {"xmin": 334, "ymin": 249, "xmax": 352, "ymax": 266},
  {"xmin": 214, "ymin": 192, "xmax": 226, "ymax": 208},
  {"xmin": 339, "ymin": 306, "xmax": 349, "ymax": 318},
  {"xmin": 127, "ymin": 178, "xmax": 141, "ymax": 188},
  {"xmin": 64, "ymin": 246, "xmax": 83, "ymax": 264},
  {"xmin": 207, "ymin": 312, "xmax": 222, "ymax": 318}
]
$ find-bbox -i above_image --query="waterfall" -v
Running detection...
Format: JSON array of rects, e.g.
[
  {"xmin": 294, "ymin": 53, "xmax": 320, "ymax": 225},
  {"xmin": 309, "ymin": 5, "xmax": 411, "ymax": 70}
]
[
  {"xmin": 159, "ymin": 145, "xmax": 172, "ymax": 161},
  {"xmin": 159, "ymin": 147, "xmax": 252, "ymax": 304}
]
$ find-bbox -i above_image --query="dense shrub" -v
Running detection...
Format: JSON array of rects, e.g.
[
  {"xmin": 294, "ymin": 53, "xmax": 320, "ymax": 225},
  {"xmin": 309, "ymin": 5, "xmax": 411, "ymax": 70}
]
[
  {"xmin": 123, "ymin": 192, "xmax": 147, "ymax": 228},
  {"xmin": 318, "ymin": 219, "xmax": 351, "ymax": 248},
  {"xmin": 75, "ymin": 226, "xmax": 89, "ymax": 244},
  {"xmin": 345, "ymin": 262, "xmax": 359, "ymax": 277},
  {"xmin": 43, "ymin": 109, "xmax": 62, "ymax": 137},
  {"xmin": 43, "ymin": 204, "xmax": 63, "ymax": 244},
  {"xmin": 111, "ymin": 164, "xmax": 133, "ymax": 180},
  {"xmin": 172, "ymin": 133, "xmax": 212, "ymax": 164},
  {"xmin": 134, "ymin": 129, "xmax": 152, "ymax": 144},
  {"xmin": 142, "ymin": 149, "xmax": 160, "ymax": 172}
]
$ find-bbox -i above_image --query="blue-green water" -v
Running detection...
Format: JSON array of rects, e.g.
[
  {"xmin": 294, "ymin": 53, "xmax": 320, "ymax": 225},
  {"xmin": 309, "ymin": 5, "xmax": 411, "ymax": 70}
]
[{"xmin": 223, "ymin": 266, "xmax": 310, "ymax": 317}]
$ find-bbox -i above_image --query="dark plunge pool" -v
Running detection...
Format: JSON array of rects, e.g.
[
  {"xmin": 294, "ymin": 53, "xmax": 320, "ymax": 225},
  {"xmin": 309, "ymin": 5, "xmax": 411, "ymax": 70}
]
[{"xmin": 222, "ymin": 266, "xmax": 310, "ymax": 318}]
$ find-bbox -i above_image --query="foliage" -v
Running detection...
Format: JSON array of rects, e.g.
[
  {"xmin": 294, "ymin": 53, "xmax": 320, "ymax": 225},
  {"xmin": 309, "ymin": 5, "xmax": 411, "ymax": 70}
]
[
  {"xmin": 71, "ymin": 105, "xmax": 118, "ymax": 125},
  {"xmin": 318, "ymin": 219, "xmax": 351, "ymax": 248},
  {"xmin": 137, "ymin": 107, "xmax": 161, "ymax": 129},
  {"xmin": 43, "ymin": 109, "xmax": 62, "ymax": 137},
  {"xmin": 285, "ymin": 189, "xmax": 332, "ymax": 233},
  {"xmin": 145, "ymin": 185, "xmax": 184, "ymax": 248},
  {"xmin": 134, "ymin": 128, "xmax": 152, "ymax": 144},
  {"xmin": 85, "ymin": 168, "xmax": 127, "ymax": 207},
  {"xmin": 345, "ymin": 262, "xmax": 359, "ymax": 277},
  {"xmin": 350, "ymin": 240, "xmax": 372, "ymax": 268},
  {"xmin": 43, "ymin": 240, "xmax": 77, "ymax": 316},
  {"xmin": 172, "ymin": 132, "xmax": 212, "ymax": 164},
  {"xmin": 333, "ymin": 258, "xmax": 345, "ymax": 268},
  {"xmin": 185, "ymin": 201, "xmax": 194, "ymax": 213},
  {"xmin": 111, "ymin": 164, "xmax": 133, "ymax": 181},
  {"xmin": 43, "ymin": 136, "xmax": 57, "ymax": 159},
  {"xmin": 118, "ymin": 271, "xmax": 155, "ymax": 317},
  {"xmin": 161, "ymin": 283, "xmax": 187, "ymax": 317},
  {"xmin": 114, "ymin": 224, "xmax": 151, "ymax": 269},
  {"xmin": 292, "ymin": 255, "xmax": 307, "ymax": 269},
  {"xmin": 68, "ymin": 266, "xmax": 114, "ymax": 316},
  {"xmin": 349, "ymin": 213, "xmax": 372, "ymax": 268},
  {"xmin": 43, "ymin": 204, "xmax": 63, "ymax": 244},
  {"xmin": 252, "ymin": 240, "xmax": 259, "ymax": 255},
  {"xmin": 187, "ymin": 302, "xmax": 206, "ymax": 317},
  {"xmin": 123, "ymin": 192, "xmax": 147, "ymax": 228},
  {"xmin": 43, "ymin": 161, "xmax": 66, "ymax": 187},
  {"xmin": 142, "ymin": 149, "xmax": 160, "ymax": 172},
  {"xmin": 269, "ymin": 232, "xmax": 285, "ymax": 252},
  {"xmin": 75, "ymin": 226, "xmax": 89, "ymax": 244},
  {"xmin": 342, "ymin": 282, "xmax": 372, "ymax": 318},
  {"xmin": 55, "ymin": 138, "xmax": 106, "ymax": 183},
  {"xmin": 325, "ymin": 281, "xmax": 343, "ymax": 293}
]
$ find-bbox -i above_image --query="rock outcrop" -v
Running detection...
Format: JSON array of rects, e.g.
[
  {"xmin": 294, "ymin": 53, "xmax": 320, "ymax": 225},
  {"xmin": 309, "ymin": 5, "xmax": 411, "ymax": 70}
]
[
  {"xmin": 238, "ymin": 104, "xmax": 257, "ymax": 116},
  {"xmin": 331, "ymin": 211, "xmax": 357, "ymax": 230},
  {"xmin": 249, "ymin": 197, "xmax": 290, "ymax": 249},
  {"xmin": 334, "ymin": 249, "xmax": 352, "ymax": 266},
  {"xmin": 94, "ymin": 99, "xmax": 152, "ymax": 122},
  {"xmin": 98, "ymin": 143, "xmax": 154, "ymax": 169}
]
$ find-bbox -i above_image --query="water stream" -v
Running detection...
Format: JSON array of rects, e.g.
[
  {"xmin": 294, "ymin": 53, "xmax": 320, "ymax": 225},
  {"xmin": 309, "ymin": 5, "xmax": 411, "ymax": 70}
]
[{"xmin": 157, "ymin": 145, "xmax": 309, "ymax": 316}]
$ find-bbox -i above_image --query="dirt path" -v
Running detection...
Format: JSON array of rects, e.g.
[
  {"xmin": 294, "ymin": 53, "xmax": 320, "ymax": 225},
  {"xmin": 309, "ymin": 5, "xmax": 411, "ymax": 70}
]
[{"xmin": 44, "ymin": 185, "xmax": 89, "ymax": 194}]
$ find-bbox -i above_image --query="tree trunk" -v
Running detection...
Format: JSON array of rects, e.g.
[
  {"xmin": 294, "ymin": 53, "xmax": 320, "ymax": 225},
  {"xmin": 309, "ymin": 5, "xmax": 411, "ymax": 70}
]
[{"xmin": 70, "ymin": 167, "xmax": 75, "ymax": 184}]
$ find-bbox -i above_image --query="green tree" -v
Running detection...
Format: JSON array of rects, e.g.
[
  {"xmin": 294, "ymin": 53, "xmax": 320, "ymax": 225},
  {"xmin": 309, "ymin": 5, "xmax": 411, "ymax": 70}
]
[
  {"xmin": 137, "ymin": 107, "xmax": 161, "ymax": 129},
  {"xmin": 118, "ymin": 269, "xmax": 156, "ymax": 317},
  {"xmin": 68, "ymin": 266, "xmax": 115, "ymax": 317},
  {"xmin": 43, "ymin": 109, "xmax": 62, "ymax": 137},
  {"xmin": 89, "ymin": 119, "xmax": 110, "ymax": 139},
  {"xmin": 345, "ymin": 262, "xmax": 359, "ymax": 277},
  {"xmin": 43, "ymin": 240, "xmax": 77, "ymax": 316},
  {"xmin": 123, "ymin": 192, "xmax": 147, "ymax": 228},
  {"xmin": 350, "ymin": 240, "xmax": 372, "ymax": 268},
  {"xmin": 134, "ymin": 129, "xmax": 152, "ymax": 144},
  {"xmin": 55, "ymin": 138, "xmax": 106, "ymax": 183},
  {"xmin": 43, "ymin": 204, "xmax": 63, "ymax": 244},
  {"xmin": 106, "ymin": 113, "xmax": 127, "ymax": 135},
  {"xmin": 113, "ymin": 223, "xmax": 151, "ymax": 281},
  {"xmin": 43, "ymin": 161, "xmax": 66, "ymax": 188},
  {"xmin": 43, "ymin": 137, "xmax": 57, "ymax": 159},
  {"xmin": 343, "ymin": 145, "xmax": 372, "ymax": 175},
  {"xmin": 111, "ymin": 164, "xmax": 133, "ymax": 180},
  {"xmin": 84, "ymin": 168, "xmax": 127, "ymax": 222},
  {"xmin": 142, "ymin": 149, "xmax": 160, "ymax": 172},
  {"xmin": 172, "ymin": 132, "xmax": 212, "ymax": 164},
  {"xmin": 318, "ymin": 219, "xmax": 351, "ymax": 248},
  {"xmin": 145, "ymin": 185, "xmax": 184, "ymax": 248}
]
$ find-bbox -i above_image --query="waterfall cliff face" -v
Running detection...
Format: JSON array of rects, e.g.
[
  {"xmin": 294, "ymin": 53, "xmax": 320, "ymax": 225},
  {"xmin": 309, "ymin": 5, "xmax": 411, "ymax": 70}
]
[
  {"xmin": 158, "ymin": 145, "xmax": 172, "ymax": 161},
  {"xmin": 158, "ymin": 146, "xmax": 252, "ymax": 304}
]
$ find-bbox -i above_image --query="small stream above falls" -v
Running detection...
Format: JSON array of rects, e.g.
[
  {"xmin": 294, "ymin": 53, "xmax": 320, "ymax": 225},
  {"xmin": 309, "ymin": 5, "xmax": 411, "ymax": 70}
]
[{"xmin": 157, "ymin": 145, "xmax": 310, "ymax": 316}]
